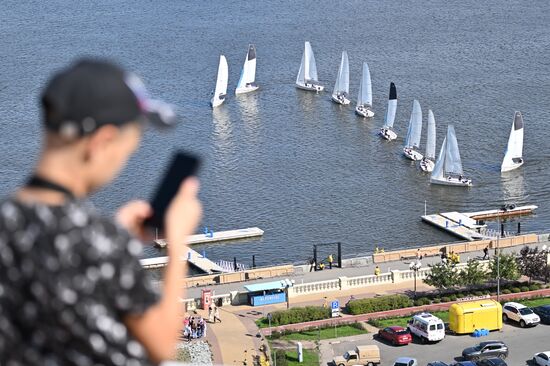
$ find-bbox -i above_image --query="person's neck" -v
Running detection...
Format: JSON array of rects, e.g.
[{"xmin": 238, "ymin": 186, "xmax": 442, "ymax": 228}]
[{"xmin": 34, "ymin": 151, "xmax": 90, "ymax": 199}]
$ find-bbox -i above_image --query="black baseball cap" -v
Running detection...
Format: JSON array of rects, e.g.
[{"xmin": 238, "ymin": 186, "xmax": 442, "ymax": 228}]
[{"xmin": 41, "ymin": 59, "xmax": 177, "ymax": 139}]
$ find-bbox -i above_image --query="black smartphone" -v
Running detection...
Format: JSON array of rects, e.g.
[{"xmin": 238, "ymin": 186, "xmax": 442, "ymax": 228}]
[{"xmin": 144, "ymin": 151, "xmax": 200, "ymax": 230}]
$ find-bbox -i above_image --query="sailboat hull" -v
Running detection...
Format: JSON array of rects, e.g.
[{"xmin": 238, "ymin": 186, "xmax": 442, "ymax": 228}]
[
  {"xmin": 235, "ymin": 85, "xmax": 259, "ymax": 95},
  {"xmin": 379, "ymin": 128, "xmax": 397, "ymax": 141},
  {"xmin": 211, "ymin": 95, "xmax": 226, "ymax": 108},
  {"xmin": 403, "ymin": 148, "xmax": 423, "ymax": 161},
  {"xmin": 355, "ymin": 106, "xmax": 374, "ymax": 117},
  {"xmin": 420, "ymin": 159, "xmax": 435, "ymax": 172},
  {"xmin": 296, "ymin": 82, "xmax": 324, "ymax": 92},
  {"xmin": 331, "ymin": 95, "xmax": 350, "ymax": 105},
  {"xmin": 501, "ymin": 160, "xmax": 524, "ymax": 173},
  {"xmin": 430, "ymin": 176, "xmax": 473, "ymax": 187}
]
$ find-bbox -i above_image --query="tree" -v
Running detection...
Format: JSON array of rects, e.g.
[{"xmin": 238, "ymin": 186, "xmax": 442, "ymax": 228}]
[
  {"xmin": 424, "ymin": 262, "xmax": 460, "ymax": 292},
  {"xmin": 517, "ymin": 246, "xmax": 547, "ymax": 283},
  {"xmin": 459, "ymin": 260, "xmax": 489, "ymax": 288},
  {"xmin": 489, "ymin": 253, "xmax": 520, "ymax": 281}
]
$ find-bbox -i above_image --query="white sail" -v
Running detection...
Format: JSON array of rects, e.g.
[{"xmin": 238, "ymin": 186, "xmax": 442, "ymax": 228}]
[
  {"xmin": 404, "ymin": 99, "xmax": 422, "ymax": 148},
  {"xmin": 211, "ymin": 55, "xmax": 228, "ymax": 108},
  {"xmin": 304, "ymin": 41, "xmax": 319, "ymax": 82},
  {"xmin": 332, "ymin": 51, "xmax": 349, "ymax": 96},
  {"xmin": 296, "ymin": 52, "xmax": 305, "ymax": 85},
  {"xmin": 431, "ymin": 136, "xmax": 447, "ymax": 180},
  {"xmin": 236, "ymin": 44, "xmax": 257, "ymax": 92},
  {"xmin": 357, "ymin": 62, "xmax": 372, "ymax": 107},
  {"xmin": 383, "ymin": 82, "xmax": 397, "ymax": 128},
  {"xmin": 445, "ymin": 125, "xmax": 463, "ymax": 175},
  {"xmin": 426, "ymin": 109, "xmax": 436, "ymax": 160},
  {"xmin": 501, "ymin": 111, "xmax": 524, "ymax": 172}
]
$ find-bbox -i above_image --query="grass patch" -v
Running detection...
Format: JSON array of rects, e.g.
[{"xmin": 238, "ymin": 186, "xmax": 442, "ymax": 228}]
[
  {"xmin": 370, "ymin": 310, "xmax": 449, "ymax": 328},
  {"xmin": 276, "ymin": 324, "xmax": 367, "ymax": 341},
  {"xmin": 285, "ymin": 349, "xmax": 319, "ymax": 366},
  {"xmin": 515, "ymin": 297, "xmax": 550, "ymax": 308}
]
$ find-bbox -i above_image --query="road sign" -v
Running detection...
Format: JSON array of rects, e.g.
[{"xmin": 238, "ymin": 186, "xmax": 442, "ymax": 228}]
[{"xmin": 331, "ymin": 300, "xmax": 340, "ymax": 317}]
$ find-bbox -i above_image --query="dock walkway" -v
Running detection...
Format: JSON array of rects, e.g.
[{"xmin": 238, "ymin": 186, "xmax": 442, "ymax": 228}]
[
  {"xmin": 154, "ymin": 227, "xmax": 264, "ymax": 248},
  {"xmin": 140, "ymin": 247, "xmax": 225, "ymax": 274}
]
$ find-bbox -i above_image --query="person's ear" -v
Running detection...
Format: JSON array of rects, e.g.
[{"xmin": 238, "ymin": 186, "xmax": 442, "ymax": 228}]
[{"xmin": 84, "ymin": 125, "xmax": 119, "ymax": 161}]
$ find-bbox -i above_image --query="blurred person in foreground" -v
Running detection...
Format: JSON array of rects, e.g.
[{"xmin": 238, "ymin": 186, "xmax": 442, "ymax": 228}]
[{"xmin": 0, "ymin": 59, "xmax": 201, "ymax": 365}]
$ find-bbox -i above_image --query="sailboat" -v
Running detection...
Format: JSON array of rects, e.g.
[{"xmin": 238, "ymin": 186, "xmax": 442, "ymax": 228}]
[
  {"xmin": 296, "ymin": 41, "xmax": 324, "ymax": 92},
  {"xmin": 379, "ymin": 82, "xmax": 397, "ymax": 140},
  {"xmin": 331, "ymin": 51, "xmax": 350, "ymax": 105},
  {"xmin": 501, "ymin": 111, "xmax": 524, "ymax": 172},
  {"xmin": 355, "ymin": 62, "xmax": 374, "ymax": 117},
  {"xmin": 420, "ymin": 109, "xmax": 436, "ymax": 172},
  {"xmin": 211, "ymin": 55, "xmax": 228, "ymax": 108},
  {"xmin": 430, "ymin": 125, "xmax": 472, "ymax": 187},
  {"xmin": 235, "ymin": 44, "xmax": 259, "ymax": 95},
  {"xmin": 403, "ymin": 100, "xmax": 423, "ymax": 161}
]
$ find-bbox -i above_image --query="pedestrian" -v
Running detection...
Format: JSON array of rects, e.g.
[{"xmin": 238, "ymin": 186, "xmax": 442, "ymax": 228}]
[
  {"xmin": 319, "ymin": 262, "xmax": 325, "ymax": 270},
  {"xmin": 328, "ymin": 254, "xmax": 334, "ymax": 269},
  {"xmin": 0, "ymin": 59, "xmax": 202, "ymax": 365},
  {"xmin": 214, "ymin": 306, "xmax": 222, "ymax": 323},
  {"xmin": 483, "ymin": 246, "xmax": 489, "ymax": 260},
  {"xmin": 374, "ymin": 246, "xmax": 380, "ymax": 254},
  {"xmin": 208, "ymin": 303, "xmax": 214, "ymax": 323},
  {"xmin": 309, "ymin": 257, "xmax": 315, "ymax": 272},
  {"xmin": 374, "ymin": 265, "xmax": 381, "ymax": 276}
]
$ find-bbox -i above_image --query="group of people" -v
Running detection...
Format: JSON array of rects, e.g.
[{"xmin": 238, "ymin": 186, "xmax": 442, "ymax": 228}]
[
  {"xmin": 183, "ymin": 315, "xmax": 207, "ymax": 341},
  {"xmin": 441, "ymin": 250, "xmax": 461, "ymax": 264},
  {"xmin": 308, "ymin": 254, "xmax": 335, "ymax": 271}
]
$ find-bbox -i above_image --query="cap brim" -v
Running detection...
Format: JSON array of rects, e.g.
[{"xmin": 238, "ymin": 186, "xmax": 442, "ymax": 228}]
[{"xmin": 143, "ymin": 99, "xmax": 179, "ymax": 128}]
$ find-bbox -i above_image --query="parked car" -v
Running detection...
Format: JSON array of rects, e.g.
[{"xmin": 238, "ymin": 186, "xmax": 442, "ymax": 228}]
[
  {"xmin": 393, "ymin": 357, "xmax": 418, "ymax": 366},
  {"xmin": 378, "ymin": 326, "xmax": 412, "ymax": 346},
  {"xmin": 407, "ymin": 313, "xmax": 445, "ymax": 343},
  {"xmin": 332, "ymin": 345, "xmax": 381, "ymax": 366},
  {"xmin": 502, "ymin": 302, "xmax": 540, "ymax": 327},
  {"xmin": 533, "ymin": 352, "xmax": 550, "ymax": 366},
  {"xmin": 462, "ymin": 341, "xmax": 508, "ymax": 361},
  {"xmin": 427, "ymin": 362, "xmax": 448, "ymax": 366},
  {"xmin": 475, "ymin": 357, "xmax": 508, "ymax": 366},
  {"xmin": 451, "ymin": 362, "xmax": 477, "ymax": 366},
  {"xmin": 532, "ymin": 305, "xmax": 550, "ymax": 325}
]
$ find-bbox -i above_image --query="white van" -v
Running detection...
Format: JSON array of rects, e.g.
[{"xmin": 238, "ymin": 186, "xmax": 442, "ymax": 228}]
[{"xmin": 407, "ymin": 312, "xmax": 445, "ymax": 343}]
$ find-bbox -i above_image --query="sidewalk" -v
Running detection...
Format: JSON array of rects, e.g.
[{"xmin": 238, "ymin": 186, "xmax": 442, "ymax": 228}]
[{"xmin": 185, "ymin": 240, "xmax": 548, "ymax": 299}]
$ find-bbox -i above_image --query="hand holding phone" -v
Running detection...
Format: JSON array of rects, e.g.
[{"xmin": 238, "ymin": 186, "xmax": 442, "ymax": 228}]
[{"xmin": 144, "ymin": 152, "xmax": 201, "ymax": 231}]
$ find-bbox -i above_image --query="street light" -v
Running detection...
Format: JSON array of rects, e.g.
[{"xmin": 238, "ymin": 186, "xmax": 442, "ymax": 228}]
[
  {"xmin": 496, "ymin": 217, "xmax": 501, "ymax": 302},
  {"xmin": 409, "ymin": 260, "xmax": 422, "ymax": 300}
]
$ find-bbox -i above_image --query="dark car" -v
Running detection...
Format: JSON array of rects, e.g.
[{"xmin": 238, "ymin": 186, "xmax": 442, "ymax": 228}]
[
  {"xmin": 532, "ymin": 305, "xmax": 550, "ymax": 324},
  {"xmin": 427, "ymin": 362, "xmax": 449, "ymax": 366},
  {"xmin": 462, "ymin": 341, "xmax": 508, "ymax": 361},
  {"xmin": 475, "ymin": 358, "xmax": 508, "ymax": 366},
  {"xmin": 452, "ymin": 362, "xmax": 477, "ymax": 366},
  {"xmin": 378, "ymin": 326, "xmax": 412, "ymax": 346}
]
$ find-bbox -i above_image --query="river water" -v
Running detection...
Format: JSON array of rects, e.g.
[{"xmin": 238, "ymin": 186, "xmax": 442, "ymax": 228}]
[{"xmin": 2, "ymin": 0, "xmax": 550, "ymax": 268}]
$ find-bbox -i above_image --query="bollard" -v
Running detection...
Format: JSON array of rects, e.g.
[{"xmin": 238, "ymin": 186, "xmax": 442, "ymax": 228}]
[{"xmin": 297, "ymin": 342, "xmax": 303, "ymax": 363}]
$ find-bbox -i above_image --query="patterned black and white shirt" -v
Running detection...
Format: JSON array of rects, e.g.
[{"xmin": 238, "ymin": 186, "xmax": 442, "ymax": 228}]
[{"xmin": 0, "ymin": 198, "xmax": 159, "ymax": 366}]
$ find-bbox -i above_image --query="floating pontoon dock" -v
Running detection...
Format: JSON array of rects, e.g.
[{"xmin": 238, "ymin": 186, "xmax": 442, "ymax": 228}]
[
  {"xmin": 421, "ymin": 205, "xmax": 537, "ymax": 241},
  {"xmin": 140, "ymin": 247, "xmax": 225, "ymax": 273},
  {"xmin": 154, "ymin": 227, "xmax": 264, "ymax": 248}
]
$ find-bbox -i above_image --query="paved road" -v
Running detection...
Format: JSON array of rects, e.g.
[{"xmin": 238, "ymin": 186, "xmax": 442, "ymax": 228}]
[{"xmin": 321, "ymin": 322, "xmax": 549, "ymax": 366}]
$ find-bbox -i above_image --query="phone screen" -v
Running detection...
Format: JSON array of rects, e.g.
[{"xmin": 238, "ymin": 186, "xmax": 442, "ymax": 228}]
[{"xmin": 144, "ymin": 151, "xmax": 200, "ymax": 230}]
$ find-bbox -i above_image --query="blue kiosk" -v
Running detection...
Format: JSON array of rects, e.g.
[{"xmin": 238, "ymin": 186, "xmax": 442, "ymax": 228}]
[{"xmin": 244, "ymin": 279, "xmax": 294, "ymax": 306}]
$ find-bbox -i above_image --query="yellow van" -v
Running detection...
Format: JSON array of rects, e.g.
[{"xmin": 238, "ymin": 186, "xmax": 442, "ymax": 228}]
[{"xmin": 449, "ymin": 299, "xmax": 503, "ymax": 334}]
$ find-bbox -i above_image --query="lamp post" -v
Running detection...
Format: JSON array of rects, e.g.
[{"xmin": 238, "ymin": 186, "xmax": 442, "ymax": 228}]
[
  {"xmin": 543, "ymin": 245, "xmax": 549, "ymax": 283},
  {"xmin": 409, "ymin": 260, "xmax": 422, "ymax": 300},
  {"xmin": 496, "ymin": 218, "xmax": 501, "ymax": 302}
]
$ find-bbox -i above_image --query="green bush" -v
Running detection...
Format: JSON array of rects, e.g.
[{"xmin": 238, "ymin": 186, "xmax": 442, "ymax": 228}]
[
  {"xmin": 269, "ymin": 306, "xmax": 331, "ymax": 326},
  {"xmin": 441, "ymin": 296, "xmax": 451, "ymax": 303},
  {"xmin": 275, "ymin": 349, "xmax": 288, "ymax": 366},
  {"xmin": 511, "ymin": 287, "xmax": 521, "ymax": 293},
  {"xmin": 474, "ymin": 291, "xmax": 484, "ymax": 296},
  {"xmin": 433, "ymin": 298, "xmax": 441, "ymax": 304},
  {"xmin": 347, "ymin": 295, "xmax": 412, "ymax": 315},
  {"xmin": 502, "ymin": 289, "xmax": 511, "ymax": 294},
  {"xmin": 530, "ymin": 284, "xmax": 541, "ymax": 291},
  {"xmin": 456, "ymin": 293, "xmax": 465, "ymax": 298},
  {"xmin": 520, "ymin": 286, "xmax": 530, "ymax": 292},
  {"xmin": 449, "ymin": 295, "xmax": 458, "ymax": 301}
]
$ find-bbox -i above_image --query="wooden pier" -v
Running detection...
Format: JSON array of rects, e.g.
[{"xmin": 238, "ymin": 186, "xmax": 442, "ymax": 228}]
[
  {"xmin": 421, "ymin": 205, "xmax": 537, "ymax": 241},
  {"xmin": 154, "ymin": 227, "xmax": 264, "ymax": 248},
  {"xmin": 140, "ymin": 247, "xmax": 226, "ymax": 273}
]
